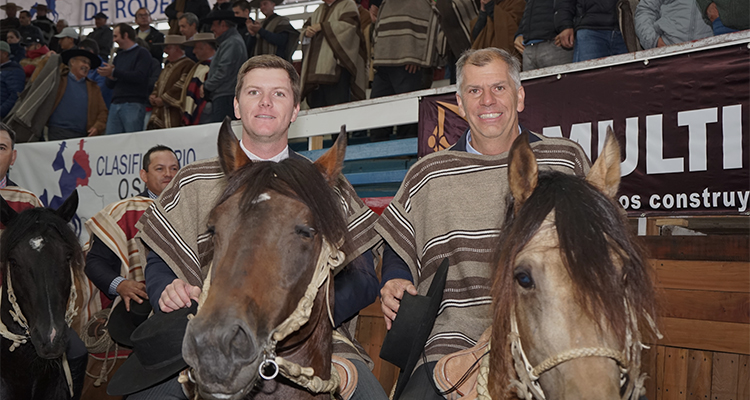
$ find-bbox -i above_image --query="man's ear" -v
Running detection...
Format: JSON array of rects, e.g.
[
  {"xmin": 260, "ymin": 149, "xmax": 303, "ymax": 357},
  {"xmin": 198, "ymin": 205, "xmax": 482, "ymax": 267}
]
[{"xmin": 139, "ymin": 168, "xmax": 148, "ymax": 187}]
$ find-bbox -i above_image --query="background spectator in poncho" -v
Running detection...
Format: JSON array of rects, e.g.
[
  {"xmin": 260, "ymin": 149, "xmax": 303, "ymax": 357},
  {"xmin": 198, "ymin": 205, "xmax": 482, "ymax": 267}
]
[
  {"xmin": 180, "ymin": 33, "xmax": 215, "ymax": 125},
  {"xmin": 147, "ymin": 35, "xmax": 195, "ymax": 129},
  {"xmin": 246, "ymin": 0, "xmax": 299, "ymax": 61}
]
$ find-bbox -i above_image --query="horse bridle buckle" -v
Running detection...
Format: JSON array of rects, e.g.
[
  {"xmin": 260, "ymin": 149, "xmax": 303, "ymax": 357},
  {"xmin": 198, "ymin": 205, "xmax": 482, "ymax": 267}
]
[{"xmin": 259, "ymin": 349, "xmax": 278, "ymax": 380}]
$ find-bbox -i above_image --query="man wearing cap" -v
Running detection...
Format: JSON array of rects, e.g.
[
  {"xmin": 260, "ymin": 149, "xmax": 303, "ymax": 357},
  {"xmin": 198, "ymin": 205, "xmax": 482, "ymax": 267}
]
[
  {"xmin": 180, "ymin": 32, "xmax": 215, "ymax": 125},
  {"xmin": 84, "ymin": 145, "xmax": 180, "ymax": 315},
  {"xmin": 0, "ymin": 41, "xmax": 25, "ymax": 119},
  {"xmin": 0, "ymin": 2, "xmax": 21, "ymax": 39},
  {"xmin": 55, "ymin": 26, "xmax": 79, "ymax": 52},
  {"xmin": 135, "ymin": 7, "xmax": 166, "ymax": 63},
  {"xmin": 199, "ymin": 8, "xmax": 247, "ymax": 123},
  {"xmin": 19, "ymin": 31, "xmax": 50, "ymax": 79},
  {"xmin": 86, "ymin": 12, "xmax": 113, "ymax": 62},
  {"xmin": 31, "ymin": 4, "xmax": 55, "ymax": 44},
  {"xmin": 38, "ymin": 48, "xmax": 108, "ymax": 139},
  {"xmin": 98, "ymin": 23, "xmax": 153, "ymax": 134},
  {"xmin": 147, "ymin": 35, "xmax": 195, "ymax": 129},
  {"xmin": 246, "ymin": 0, "xmax": 298, "ymax": 61},
  {"xmin": 300, "ymin": 0, "xmax": 367, "ymax": 109}
]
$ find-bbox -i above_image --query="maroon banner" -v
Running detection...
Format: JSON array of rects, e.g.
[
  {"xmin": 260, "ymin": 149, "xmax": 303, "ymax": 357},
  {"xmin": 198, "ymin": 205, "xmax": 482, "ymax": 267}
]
[{"xmin": 418, "ymin": 43, "xmax": 750, "ymax": 216}]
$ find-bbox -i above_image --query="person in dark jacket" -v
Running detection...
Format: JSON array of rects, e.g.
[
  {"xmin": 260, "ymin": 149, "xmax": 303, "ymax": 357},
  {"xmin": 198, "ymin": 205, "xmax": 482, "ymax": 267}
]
[
  {"xmin": 86, "ymin": 12, "xmax": 113, "ymax": 62},
  {"xmin": 0, "ymin": 41, "xmax": 25, "ymax": 118},
  {"xmin": 5, "ymin": 29, "xmax": 25, "ymax": 61},
  {"xmin": 18, "ymin": 10, "xmax": 45, "ymax": 42},
  {"xmin": 31, "ymin": 4, "xmax": 55, "ymax": 44},
  {"xmin": 135, "ymin": 7, "xmax": 166, "ymax": 63},
  {"xmin": 246, "ymin": 0, "xmax": 299, "ymax": 61},
  {"xmin": 98, "ymin": 23, "xmax": 153, "ymax": 134},
  {"xmin": 165, "ymin": 0, "xmax": 211, "ymax": 34},
  {"xmin": 695, "ymin": 0, "xmax": 749, "ymax": 35},
  {"xmin": 554, "ymin": 0, "xmax": 629, "ymax": 62},
  {"xmin": 514, "ymin": 0, "xmax": 573, "ymax": 70},
  {"xmin": 0, "ymin": 2, "xmax": 22, "ymax": 40}
]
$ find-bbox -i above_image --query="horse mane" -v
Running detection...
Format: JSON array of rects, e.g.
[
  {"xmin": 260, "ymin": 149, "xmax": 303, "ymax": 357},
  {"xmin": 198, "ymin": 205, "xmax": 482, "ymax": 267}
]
[
  {"xmin": 489, "ymin": 170, "xmax": 657, "ymax": 397},
  {"xmin": 215, "ymin": 158, "xmax": 350, "ymax": 254},
  {"xmin": 0, "ymin": 207, "xmax": 85, "ymax": 280}
]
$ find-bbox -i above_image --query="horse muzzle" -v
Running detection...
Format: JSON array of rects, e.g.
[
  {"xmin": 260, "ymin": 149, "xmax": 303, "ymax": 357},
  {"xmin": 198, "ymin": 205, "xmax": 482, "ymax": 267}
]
[
  {"xmin": 30, "ymin": 325, "xmax": 68, "ymax": 359},
  {"xmin": 183, "ymin": 316, "xmax": 263, "ymax": 397}
]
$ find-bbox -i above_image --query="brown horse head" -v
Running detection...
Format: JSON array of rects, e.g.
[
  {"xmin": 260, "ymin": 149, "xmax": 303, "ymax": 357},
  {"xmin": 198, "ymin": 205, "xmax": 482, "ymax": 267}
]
[
  {"xmin": 0, "ymin": 191, "xmax": 82, "ymax": 359},
  {"xmin": 490, "ymin": 129, "xmax": 658, "ymax": 399},
  {"xmin": 182, "ymin": 121, "xmax": 348, "ymax": 400}
]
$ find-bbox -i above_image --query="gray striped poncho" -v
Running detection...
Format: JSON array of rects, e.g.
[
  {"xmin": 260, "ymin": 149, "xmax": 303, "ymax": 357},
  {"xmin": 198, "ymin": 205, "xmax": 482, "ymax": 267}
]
[
  {"xmin": 375, "ymin": 132, "xmax": 591, "ymax": 366},
  {"xmin": 135, "ymin": 155, "xmax": 381, "ymax": 363}
]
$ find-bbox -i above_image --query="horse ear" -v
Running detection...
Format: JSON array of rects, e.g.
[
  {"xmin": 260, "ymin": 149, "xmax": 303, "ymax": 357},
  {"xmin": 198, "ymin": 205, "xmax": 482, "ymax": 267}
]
[
  {"xmin": 56, "ymin": 190, "xmax": 79, "ymax": 222},
  {"xmin": 508, "ymin": 131, "xmax": 538, "ymax": 214},
  {"xmin": 586, "ymin": 127, "xmax": 621, "ymax": 199},
  {"xmin": 314, "ymin": 125, "xmax": 347, "ymax": 186},
  {"xmin": 217, "ymin": 116, "xmax": 251, "ymax": 175},
  {"xmin": 0, "ymin": 195, "xmax": 19, "ymax": 226}
]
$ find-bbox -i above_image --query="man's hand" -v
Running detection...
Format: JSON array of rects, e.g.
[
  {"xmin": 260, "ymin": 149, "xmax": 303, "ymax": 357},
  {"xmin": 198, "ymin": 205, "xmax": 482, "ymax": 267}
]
[
  {"xmin": 87, "ymin": 127, "xmax": 99, "ymax": 136},
  {"xmin": 405, "ymin": 64, "xmax": 419, "ymax": 74},
  {"xmin": 159, "ymin": 278, "xmax": 201, "ymax": 313},
  {"xmin": 514, "ymin": 35, "xmax": 525, "ymax": 54},
  {"xmin": 480, "ymin": 0, "xmax": 492, "ymax": 12},
  {"xmin": 555, "ymin": 28, "xmax": 574, "ymax": 49},
  {"xmin": 305, "ymin": 23, "xmax": 321, "ymax": 38},
  {"xmin": 97, "ymin": 62, "xmax": 114, "ymax": 78},
  {"xmin": 656, "ymin": 37, "xmax": 666, "ymax": 47},
  {"xmin": 199, "ymin": 85, "xmax": 205, "ymax": 99},
  {"xmin": 153, "ymin": 96, "xmax": 164, "ymax": 107},
  {"xmin": 706, "ymin": 2, "xmax": 719, "ymax": 22},
  {"xmin": 149, "ymin": 94, "xmax": 157, "ymax": 106},
  {"xmin": 380, "ymin": 278, "xmax": 418, "ymax": 330},
  {"xmin": 248, "ymin": 20, "xmax": 261, "ymax": 35},
  {"xmin": 369, "ymin": 4, "xmax": 379, "ymax": 23},
  {"xmin": 116, "ymin": 279, "xmax": 148, "ymax": 312}
]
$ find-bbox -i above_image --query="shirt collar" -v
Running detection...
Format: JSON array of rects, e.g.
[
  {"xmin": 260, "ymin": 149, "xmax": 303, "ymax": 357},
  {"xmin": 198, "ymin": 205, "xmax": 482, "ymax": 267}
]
[
  {"xmin": 68, "ymin": 71, "xmax": 86, "ymax": 82},
  {"xmin": 239, "ymin": 140, "xmax": 289, "ymax": 163},
  {"xmin": 465, "ymin": 125, "xmax": 523, "ymax": 155},
  {"xmin": 0, "ymin": 176, "xmax": 6, "ymax": 189},
  {"xmin": 147, "ymin": 189, "xmax": 158, "ymax": 199}
]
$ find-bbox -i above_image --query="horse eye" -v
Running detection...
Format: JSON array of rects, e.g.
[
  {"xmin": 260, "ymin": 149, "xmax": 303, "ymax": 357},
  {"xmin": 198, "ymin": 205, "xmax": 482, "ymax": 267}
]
[
  {"xmin": 514, "ymin": 271, "xmax": 535, "ymax": 289},
  {"xmin": 295, "ymin": 226, "xmax": 316, "ymax": 239}
]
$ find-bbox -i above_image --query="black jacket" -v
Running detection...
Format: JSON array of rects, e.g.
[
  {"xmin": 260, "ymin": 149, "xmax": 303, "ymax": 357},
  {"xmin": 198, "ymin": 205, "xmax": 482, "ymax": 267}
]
[
  {"xmin": 554, "ymin": 0, "xmax": 620, "ymax": 32},
  {"xmin": 140, "ymin": 26, "xmax": 165, "ymax": 62},
  {"xmin": 516, "ymin": 0, "xmax": 559, "ymax": 41}
]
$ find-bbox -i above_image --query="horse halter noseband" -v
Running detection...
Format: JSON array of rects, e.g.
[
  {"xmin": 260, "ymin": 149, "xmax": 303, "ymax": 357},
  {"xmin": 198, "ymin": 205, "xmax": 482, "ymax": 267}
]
[
  {"xmin": 0, "ymin": 267, "xmax": 79, "ymax": 398},
  {"xmin": 504, "ymin": 300, "xmax": 657, "ymax": 400},
  {"xmin": 187, "ymin": 238, "xmax": 346, "ymax": 395}
]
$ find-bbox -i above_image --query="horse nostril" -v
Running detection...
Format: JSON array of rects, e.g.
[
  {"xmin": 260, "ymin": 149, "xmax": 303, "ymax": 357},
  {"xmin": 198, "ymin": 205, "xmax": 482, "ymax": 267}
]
[{"xmin": 227, "ymin": 321, "xmax": 256, "ymax": 361}]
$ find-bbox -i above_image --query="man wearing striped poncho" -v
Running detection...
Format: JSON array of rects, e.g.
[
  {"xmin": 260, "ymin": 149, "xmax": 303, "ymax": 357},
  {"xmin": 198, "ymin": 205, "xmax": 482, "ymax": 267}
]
[{"xmin": 376, "ymin": 48, "xmax": 592, "ymax": 399}]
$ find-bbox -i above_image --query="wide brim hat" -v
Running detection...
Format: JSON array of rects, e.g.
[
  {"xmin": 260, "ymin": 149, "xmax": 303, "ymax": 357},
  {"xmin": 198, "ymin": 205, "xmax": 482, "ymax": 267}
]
[
  {"xmin": 200, "ymin": 9, "xmax": 247, "ymax": 25},
  {"xmin": 106, "ymin": 298, "xmax": 152, "ymax": 347},
  {"xmin": 61, "ymin": 48, "xmax": 102, "ymax": 69},
  {"xmin": 182, "ymin": 32, "xmax": 216, "ymax": 46},
  {"xmin": 107, "ymin": 301, "xmax": 198, "ymax": 396},
  {"xmin": 380, "ymin": 258, "xmax": 450, "ymax": 400},
  {"xmin": 93, "ymin": 12, "xmax": 108, "ymax": 19},
  {"xmin": 31, "ymin": 4, "xmax": 48, "ymax": 11},
  {"xmin": 249, "ymin": 0, "xmax": 283, "ymax": 8},
  {"xmin": 152, "ymin": 34, "xmax": 187, "ymax": 46},
  {"xmin": 0, "ymin": 2, "xmax": 22, "ymax": 10}
]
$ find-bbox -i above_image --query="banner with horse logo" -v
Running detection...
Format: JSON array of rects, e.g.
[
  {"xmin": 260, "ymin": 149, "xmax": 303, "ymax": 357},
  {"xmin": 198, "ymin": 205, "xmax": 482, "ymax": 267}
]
[{"xmin": 418, "ymin": 42, "xmax": 749, "ymax": 216}]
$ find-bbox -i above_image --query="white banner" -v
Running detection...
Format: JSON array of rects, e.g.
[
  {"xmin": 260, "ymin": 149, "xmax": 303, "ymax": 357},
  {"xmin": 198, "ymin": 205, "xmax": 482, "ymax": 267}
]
[
  {"xmin": 2, "ymin": 0, "xmax": 216, "ymax": 26},
  {"xmin": 12, "ymin": 122, "xmax": 230, "ymax": 243}
]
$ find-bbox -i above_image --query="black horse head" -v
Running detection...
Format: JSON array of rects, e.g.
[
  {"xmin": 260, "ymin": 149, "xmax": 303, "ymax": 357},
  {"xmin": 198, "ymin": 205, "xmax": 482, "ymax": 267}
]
[{"xmin": 1, "ymin": 190, "xmax": 83, "ymax": 359}]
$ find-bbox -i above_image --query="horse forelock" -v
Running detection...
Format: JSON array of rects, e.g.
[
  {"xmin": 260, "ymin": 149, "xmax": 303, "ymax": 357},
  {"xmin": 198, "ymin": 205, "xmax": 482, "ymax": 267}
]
[
  {"xmin": 490, "ymin": 171, "xmax": 657, "ymax": 397},
  {"xmin": 216, "ymin": 158, "xmax": 349, "ymax": 252}
]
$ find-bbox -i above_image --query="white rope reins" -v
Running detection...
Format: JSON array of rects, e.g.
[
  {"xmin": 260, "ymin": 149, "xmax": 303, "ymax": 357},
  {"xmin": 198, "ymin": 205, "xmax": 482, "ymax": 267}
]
[{"xmin": 0, "ymin": 267, "xmax": 79, "ymax": 398}]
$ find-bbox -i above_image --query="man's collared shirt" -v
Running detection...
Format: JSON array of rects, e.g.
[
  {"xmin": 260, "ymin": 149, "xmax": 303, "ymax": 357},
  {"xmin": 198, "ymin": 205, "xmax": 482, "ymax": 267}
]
[
  {"xmin": 465, "ymin": 125, "xmax": 523, "ymax": 155},
  {"xmin": 239, "ymin": 140, "xmax": 289, "ymax": 163}
]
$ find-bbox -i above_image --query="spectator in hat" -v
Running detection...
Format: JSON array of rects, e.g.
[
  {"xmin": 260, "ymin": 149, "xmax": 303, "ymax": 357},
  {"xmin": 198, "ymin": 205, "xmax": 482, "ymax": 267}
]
[
  {"xmin": 86, "ymin": 12, "xmax": 113, "ymax": 62},
  {"xmin": 19, "ymin": 32, "xmax": 51, "ymax": 79},
  {"xmin": 0, "ymin": 2, "xmax": 22, "ymax": 40},
  {"xmin": 78, "ymin": 38, "xmax": 113, "ymax": 108},
  {"xmin": 5, "ymin": 29, "xmax": 25, "ymax": 61},
  {"xmin": 97, "ymin": 23, "xmax": 152, "ymax": 134},
  {"xmin": 147, "ymin": 35, "xmax": 195, "ymax": 129},
  {"xmin": 165, "ymin": 0, "xmax": 211, "ymax": 35},
  {"xmin": 180, "ymin": 32, "xmax": 215, "ymax": 125},
  {"xmin": 55, "ymin": 26, "xmax": 79, "ymax": 52},
  {"xmin": 177, "ymin": 12, "xmax": 200, "ymax": 61},
  {"xmin": 232, "ymin": 0, "xmax": 256, "ymax": 59},
  {"xmin": 246, "ymin": 0, "xmax": 299, "ymax": 61},
  {"xmin": 44, "ymin": 49, "xmax": 108, "ymax": 139},
  {"xmin": 31, "ymin": 4, "xmax": 55, "ymax": 44},
  {"xmin": 0, "ymin": 41, "xmax": 25, "ymax": 119},
  {"xmin": 199, "ymin": 9, "xmax": 247, "ymax": 122},
  {"xmin": 212, "ymin": 0, "xmax": 232, "ymax": 11},
  {"xmin": 18, "ymin": 10, "xmax": 44, "ymax": 42},
  {"xmin": 48, "ymin": 18, "xmax": 67, "ymax": 52},
  {"xmin": 135, "ymin": 7, "xmax": 166, "ymax": 63}
]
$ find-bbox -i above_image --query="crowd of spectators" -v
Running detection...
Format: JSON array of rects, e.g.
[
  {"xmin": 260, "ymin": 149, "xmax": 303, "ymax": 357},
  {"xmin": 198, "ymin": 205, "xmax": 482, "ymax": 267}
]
[{"xmin": 0, "ymin": 0, "xmax": 747, "ymax": 142}]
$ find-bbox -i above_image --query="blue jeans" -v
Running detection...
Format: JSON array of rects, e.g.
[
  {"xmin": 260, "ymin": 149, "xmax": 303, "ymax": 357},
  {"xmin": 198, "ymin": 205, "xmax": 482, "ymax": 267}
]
[
  {"xmin": 573, "ymin": 29, "xmax": 629, "ymax": 62},
  {"xmin": 712, "ymin": 18, "xmax": 738, "ymax": 35},
  {"xmin": 106, "ymin": 102, "xmax": 146, "ymax": 134}
]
